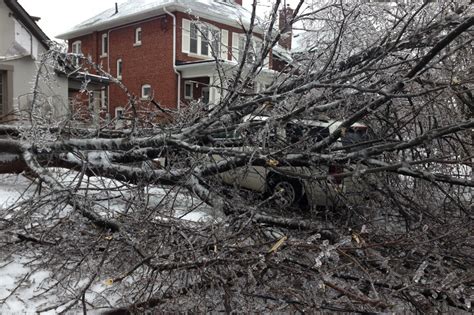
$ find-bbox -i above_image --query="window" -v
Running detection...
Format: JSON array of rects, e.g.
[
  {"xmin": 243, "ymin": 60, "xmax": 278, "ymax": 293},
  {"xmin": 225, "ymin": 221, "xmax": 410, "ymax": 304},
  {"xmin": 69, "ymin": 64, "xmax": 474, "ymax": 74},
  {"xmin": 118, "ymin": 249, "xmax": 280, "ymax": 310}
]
[
  {"xmin": 101, "ymin": 33, "xmax": 108, "ymax": 56},
  {"xmin": 115, "ymin": 107, "xmax": 124, "ymax": 119},
  {"xmin": 201, "ymin": 87, "xmax": 210, "ymax": 104},
  {"xmin": 182, "ymin": 19, "xmax": 220, "ymax": 57},
  {"xmin": 231, "ymin": 34, "xmax": 269, "ymax": 67},
  {"xmin": 134, "ymin": 27, "xmax": 142, "ymax": 46},
  {"xmin": 210, "ymin": 28, "xmax": 220, "ymax": 55},
  {"xmin": 89, "ymin": 91, "xmax": 101, "ymax": 124},
  {"xmin": 141, "ymin": 84, "xmax": 152, "ymax": 99},
  {"xmin": 220, "ymin": 29, "xmax": 229, "ymax": 60},
  {"xmin": 117, "ymin": 58, "xmax": 123, "ymax": 80},
  {"xmin": 190, "ymin": 23, "xmax": 198, "ymax": 54},
  {"xmin": 231, "ymin": 33, "xmax": 245, "ymax": 62},
  {"xmin": 0, "ymin": 71, "xmax": 5, "ymax": 116},
  {"xmin": 184, "ymin": 81, "xmax": 193, "ymax": 99},
  {"xmin": 201, "ymin": 27, "xmax": 209, "ymax": 56},
  {"xmin": 72, "ymin": 40, "xmax": 82, "ymax": 54},
  {"xmin": 101, "ymin": 89, "xmax": 108, "ymax": 109},
  {"xmin": 71, "ymin": 40, "xmax": 82, "ymax": 66}
]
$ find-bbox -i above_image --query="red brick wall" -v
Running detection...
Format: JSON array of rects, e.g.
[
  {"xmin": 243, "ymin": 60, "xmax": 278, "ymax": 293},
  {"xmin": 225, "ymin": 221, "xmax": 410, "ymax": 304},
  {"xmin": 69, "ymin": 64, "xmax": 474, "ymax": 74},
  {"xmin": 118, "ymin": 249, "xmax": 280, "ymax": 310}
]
[
  {"xmin": 69, "ymin": 14, "xmax": 177, "ymax": 117},
  {"xmin": 107, "ymin": 15, "xmax": 177, "ymax": 116},
  {"xmin": 68, "ymin": 9, "xmax": 274, "ymax": 118}
]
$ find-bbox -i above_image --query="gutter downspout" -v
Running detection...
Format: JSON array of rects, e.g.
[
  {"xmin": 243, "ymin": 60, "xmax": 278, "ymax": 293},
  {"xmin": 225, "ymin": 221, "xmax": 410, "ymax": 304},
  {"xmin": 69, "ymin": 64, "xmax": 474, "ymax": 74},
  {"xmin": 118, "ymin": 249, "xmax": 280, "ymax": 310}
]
[
  {"xmin": 107, "ymin": 30, "xmax": 111, "ymax": 117},
  {"xmin": 163, "ymin": 6, "xmax": 181, "ymax": 112}
]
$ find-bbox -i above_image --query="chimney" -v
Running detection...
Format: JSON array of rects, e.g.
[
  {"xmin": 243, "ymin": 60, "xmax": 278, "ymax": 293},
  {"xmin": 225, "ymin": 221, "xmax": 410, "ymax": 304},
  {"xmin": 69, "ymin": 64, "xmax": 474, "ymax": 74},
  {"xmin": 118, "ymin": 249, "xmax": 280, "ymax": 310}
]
[
  {"xmin": 279, "ymin": 4, "xmax": 293, "ymax": 50},
  {"xmin": 115, "ymin": 2, "xmax": 119, "ymax": 14},
  {"xmin": 234, "ymin": 0, "xmax": 243, "ymax": 6}
]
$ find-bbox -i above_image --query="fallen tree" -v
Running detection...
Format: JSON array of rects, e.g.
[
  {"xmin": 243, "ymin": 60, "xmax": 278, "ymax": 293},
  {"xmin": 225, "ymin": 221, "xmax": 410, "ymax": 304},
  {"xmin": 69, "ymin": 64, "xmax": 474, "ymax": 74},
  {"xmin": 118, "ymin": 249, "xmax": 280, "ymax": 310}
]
[{"xmin": 0, "ymin": 1, "xmax": 473, "ymax": 313}]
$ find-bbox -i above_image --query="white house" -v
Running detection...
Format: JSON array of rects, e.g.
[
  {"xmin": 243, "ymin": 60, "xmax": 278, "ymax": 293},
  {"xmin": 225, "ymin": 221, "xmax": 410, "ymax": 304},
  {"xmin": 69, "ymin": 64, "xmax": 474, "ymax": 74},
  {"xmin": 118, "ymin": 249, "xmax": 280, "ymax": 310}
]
[{"xmin": 0, "ymin": 0, "xmax": 68, "ymax": 122}]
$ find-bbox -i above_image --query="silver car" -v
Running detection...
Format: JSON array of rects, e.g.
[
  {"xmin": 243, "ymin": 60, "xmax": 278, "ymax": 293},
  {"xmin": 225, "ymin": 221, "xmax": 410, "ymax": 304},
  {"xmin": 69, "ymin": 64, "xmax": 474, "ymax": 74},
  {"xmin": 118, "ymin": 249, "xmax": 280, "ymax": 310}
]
[{"xmin": 210, "ymin": 116, "xmax": 369, "ymax": 209}]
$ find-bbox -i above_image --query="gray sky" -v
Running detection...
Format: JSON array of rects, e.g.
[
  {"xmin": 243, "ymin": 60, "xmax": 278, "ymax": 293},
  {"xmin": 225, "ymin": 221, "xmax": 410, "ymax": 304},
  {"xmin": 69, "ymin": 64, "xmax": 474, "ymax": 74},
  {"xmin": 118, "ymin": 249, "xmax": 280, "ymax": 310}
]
[
  {"xmin": 18, "ymin": 0, "xmax": 301, "ymax": 41},
  {"xmin": 19, "ymin": 0, "xmax": 125, "ymax": 39}
]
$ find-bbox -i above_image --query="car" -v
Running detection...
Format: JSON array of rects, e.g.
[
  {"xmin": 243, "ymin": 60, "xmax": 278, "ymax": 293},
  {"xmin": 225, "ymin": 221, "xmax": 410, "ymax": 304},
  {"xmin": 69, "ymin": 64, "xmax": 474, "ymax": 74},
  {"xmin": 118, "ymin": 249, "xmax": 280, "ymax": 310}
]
[{"xmin": 208, "ymin": 115, "xmax": 370, "ymax": 209}]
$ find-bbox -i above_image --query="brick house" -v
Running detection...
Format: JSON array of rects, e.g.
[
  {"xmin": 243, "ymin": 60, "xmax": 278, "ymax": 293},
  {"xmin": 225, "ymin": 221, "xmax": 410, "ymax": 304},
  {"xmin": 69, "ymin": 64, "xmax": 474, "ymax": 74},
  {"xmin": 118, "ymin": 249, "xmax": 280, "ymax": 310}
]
[{"xmin": 57, "ymin": 0, "xmax": 285, "ymax": 121}]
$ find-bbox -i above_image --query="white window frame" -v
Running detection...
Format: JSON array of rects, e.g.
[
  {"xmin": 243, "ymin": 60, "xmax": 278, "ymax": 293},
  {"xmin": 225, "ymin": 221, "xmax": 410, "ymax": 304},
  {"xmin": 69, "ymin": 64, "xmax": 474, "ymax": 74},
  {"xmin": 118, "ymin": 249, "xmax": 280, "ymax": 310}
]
[
  {"xmin": 220, "ymin": 29, "xmax": 229, "ymax": 60},
  {"xmin": 100, "ymin": 89, "xmax": 108, "ymax": 109},
  {"xmin": 252, "ymin": 37, "xmax": 269, "ymax": 68},
  {"xmin": 231, "ymin": 33, "xmax": 245, "ymax": 62},
  {"xmin": 231, "ymin": 34, "xmax": 269, "ymax": 68},
  {"xmin": 101, "ymin": 33, "xmax": 108, "ymax": 57},
  {"xmin": 182, "ymin": 19, "xmax": 220, "ymax": 58},
  {"xmin": 201, "ymin": 87, "xmax": 210, "ymax": 104},
  {"xmin": 72, "ymin": 40, "xmax": 82, "ymax": 54},
  {"xmin": 116, "ymin": 58, "xmax": 123, "ymax": 80},
  {"xmin": 71, "ymin": 40, "xmax": 82, "ymax": 66},
  {"xmin": 141, "ymin": 84, "xmax": 152, "ymax": 99},
  {"xmin": 134, "ymin": 27, "xmax": 142, "ymax": 46},
  {"xmin": 184, "ymin": 81, "xmax": 193, "ymax": 100},
  {"xmin": 115, "ymin": 107, "xmax": 124, "ymax": 119}
]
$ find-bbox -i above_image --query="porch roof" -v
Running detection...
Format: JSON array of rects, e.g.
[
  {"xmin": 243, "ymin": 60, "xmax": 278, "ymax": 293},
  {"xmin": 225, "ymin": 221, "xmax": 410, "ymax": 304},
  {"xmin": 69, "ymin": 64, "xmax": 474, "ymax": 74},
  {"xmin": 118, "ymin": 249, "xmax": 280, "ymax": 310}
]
[
  {"xmin": 67, "ymin": 72, "xmax": 110, "ymax": 90},
  {"xmin": 175, "ymin": 59, "xmax": 278, "ymax": 80}
]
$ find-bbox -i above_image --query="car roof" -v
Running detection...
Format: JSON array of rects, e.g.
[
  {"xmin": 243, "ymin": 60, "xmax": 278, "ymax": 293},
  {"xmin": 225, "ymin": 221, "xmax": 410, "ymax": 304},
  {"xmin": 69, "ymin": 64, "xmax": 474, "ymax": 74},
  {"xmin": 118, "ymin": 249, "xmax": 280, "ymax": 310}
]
[{"xmin": 242, "ymin": 115, "xmax": 367, "ymax": 131}]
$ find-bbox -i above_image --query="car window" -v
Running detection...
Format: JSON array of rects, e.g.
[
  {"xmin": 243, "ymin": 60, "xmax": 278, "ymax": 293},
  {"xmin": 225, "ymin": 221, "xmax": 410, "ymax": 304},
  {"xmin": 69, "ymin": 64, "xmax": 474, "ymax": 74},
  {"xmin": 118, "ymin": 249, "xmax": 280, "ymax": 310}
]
[
  {"xmin": 308, "ymin": 126, "xmax": 330, "ymax": 142},
  {"xmin": 212, "ymin": 129, "xmax": 239, "ymax": 140},
  {"xmin": 286, "ymin": 123, "xmax": 330, "ymax": 144},
  {"xmin": 341, "ymin": 127, "xmax": 369, "ymax": 148}
]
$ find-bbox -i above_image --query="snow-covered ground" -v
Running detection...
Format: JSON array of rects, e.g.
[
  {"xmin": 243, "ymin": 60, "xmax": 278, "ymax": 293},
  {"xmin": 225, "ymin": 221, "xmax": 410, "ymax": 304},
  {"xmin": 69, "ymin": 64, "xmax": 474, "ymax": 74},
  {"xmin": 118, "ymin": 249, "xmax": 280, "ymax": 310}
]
[
  {"xmin": 0, "ymin": 173, "xmax": 210, "ymax": 314},
  {"xmin": 0, "ymin": 174, "xmax": 52, "ymax": 314}
]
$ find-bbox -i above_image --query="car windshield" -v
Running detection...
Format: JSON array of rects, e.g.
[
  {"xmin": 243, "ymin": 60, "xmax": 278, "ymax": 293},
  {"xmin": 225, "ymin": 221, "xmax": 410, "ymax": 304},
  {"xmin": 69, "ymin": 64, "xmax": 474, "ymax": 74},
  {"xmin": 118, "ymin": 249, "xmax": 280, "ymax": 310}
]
[
  {"xmin": 285, "ymin": 123, "xmax": 330, "ymax": 144},
  {"xmin": 341, "ymin": 127, "xmax": 370, "ymax": 149}
]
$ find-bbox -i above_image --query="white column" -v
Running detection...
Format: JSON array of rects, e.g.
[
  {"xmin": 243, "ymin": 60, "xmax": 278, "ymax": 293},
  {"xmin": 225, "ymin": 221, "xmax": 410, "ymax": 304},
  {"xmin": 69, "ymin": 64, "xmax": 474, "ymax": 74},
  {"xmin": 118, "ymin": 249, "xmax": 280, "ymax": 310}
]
[{"xmin": 209, "ymin": 75, "xmax": 221, "ymax": 108}]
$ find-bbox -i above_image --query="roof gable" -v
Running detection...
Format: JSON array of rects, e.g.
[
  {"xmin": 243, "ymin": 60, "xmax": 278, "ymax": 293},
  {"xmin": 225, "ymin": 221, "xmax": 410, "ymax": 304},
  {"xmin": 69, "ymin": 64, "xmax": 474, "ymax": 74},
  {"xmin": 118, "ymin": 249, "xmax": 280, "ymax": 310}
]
[{"xmin": 3, "ymin": 0, "xmax": 50, "ymax": 49}]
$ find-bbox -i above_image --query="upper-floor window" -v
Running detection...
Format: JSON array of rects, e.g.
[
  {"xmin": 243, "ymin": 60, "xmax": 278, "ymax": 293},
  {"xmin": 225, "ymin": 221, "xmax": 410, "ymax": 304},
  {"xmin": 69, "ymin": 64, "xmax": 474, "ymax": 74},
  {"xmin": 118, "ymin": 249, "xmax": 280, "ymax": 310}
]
[
  {"xmin": 134, "ymin": 27, "xmax": 142, "ymax": 46},
  {"xmin": 231, "ymin": 33, "xmax": 245, "ymax": 62},
  {"xmin": 71, "ymin": 40, "xmax": 82, "ymax": 66},
  {"xmin": 182, "ymin": 19, "xmax": 220, "ymax": 57},
  {"xmin": 117, "ymin": 58, "xmax": 123, "ymax": 80},
  {"xmin": 231, "ymin": 33, "xmax": 269, "ymax": 67},
  {"xmin": 101, "ymin": 33, "xmax": 108, "ymax": 56},
  {"xmin": 141, "ymin": 84, "xmax": 152, "ymax": 99},
  {"xmin": 72, "ymin": 40, "xmax": 82, "ymax": 54},
  {"xmin": 220, "ymin": 29, "xmax": 229, "ymax": 60}
]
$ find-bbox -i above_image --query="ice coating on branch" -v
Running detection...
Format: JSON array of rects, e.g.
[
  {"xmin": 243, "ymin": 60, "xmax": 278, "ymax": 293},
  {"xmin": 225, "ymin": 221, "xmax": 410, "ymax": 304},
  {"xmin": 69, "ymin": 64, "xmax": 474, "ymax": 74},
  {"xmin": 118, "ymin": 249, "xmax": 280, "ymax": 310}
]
[{"xmin": 413, "ymin": 261, "xmax": 428, "ymax": 283}]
